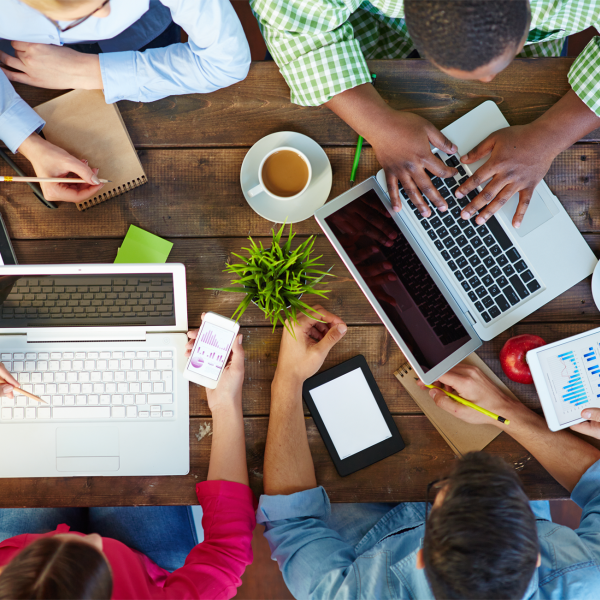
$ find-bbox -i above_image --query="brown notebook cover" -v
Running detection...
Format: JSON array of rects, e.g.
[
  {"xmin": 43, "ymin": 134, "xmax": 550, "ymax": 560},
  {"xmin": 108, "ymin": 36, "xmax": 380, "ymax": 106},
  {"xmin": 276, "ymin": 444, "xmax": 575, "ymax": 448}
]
[
  {"xmin": 34, "ymin": 89, "xmax": 147, "ymax": 211},
  {"xmin": 394, "ymin": 353, "xmax": 516, "ymax": 456}
]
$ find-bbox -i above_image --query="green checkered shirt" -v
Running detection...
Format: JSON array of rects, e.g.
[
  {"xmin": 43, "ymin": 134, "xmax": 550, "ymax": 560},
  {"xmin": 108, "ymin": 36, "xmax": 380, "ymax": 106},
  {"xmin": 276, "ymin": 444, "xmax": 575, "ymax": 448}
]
[{"xmin": 250, "ymin": 0, "xmax": 600, "ymax": 115}]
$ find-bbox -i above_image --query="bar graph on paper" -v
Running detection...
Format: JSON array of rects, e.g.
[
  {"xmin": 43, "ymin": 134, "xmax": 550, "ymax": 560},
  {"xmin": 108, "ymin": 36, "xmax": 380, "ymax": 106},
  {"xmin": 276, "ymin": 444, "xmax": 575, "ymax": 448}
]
[{"xmin": 538, "ymin": 335, "xmax": 600, "ymax": 426}]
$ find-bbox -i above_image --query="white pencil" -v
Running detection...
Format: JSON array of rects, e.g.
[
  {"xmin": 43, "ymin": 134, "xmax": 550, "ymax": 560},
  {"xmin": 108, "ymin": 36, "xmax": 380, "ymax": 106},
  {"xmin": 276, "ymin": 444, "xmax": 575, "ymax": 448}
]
[{"xmin": 0, "ymin": 176, "xmax": 110, "ymax": 184}]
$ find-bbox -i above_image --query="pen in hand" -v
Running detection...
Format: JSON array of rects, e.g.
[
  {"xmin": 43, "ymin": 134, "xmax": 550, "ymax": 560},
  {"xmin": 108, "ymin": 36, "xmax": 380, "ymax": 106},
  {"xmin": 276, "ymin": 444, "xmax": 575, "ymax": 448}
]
[{"xmin": 416, "ymin": 379, "xmax": 510, "ymax": 425}]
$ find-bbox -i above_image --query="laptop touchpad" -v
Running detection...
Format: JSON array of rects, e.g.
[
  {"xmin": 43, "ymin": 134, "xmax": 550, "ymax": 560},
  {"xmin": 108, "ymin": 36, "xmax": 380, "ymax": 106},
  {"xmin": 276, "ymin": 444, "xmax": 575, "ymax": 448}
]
[
  {"xmin": 56, "ymin": 427, "xmax": 120, "ymax": 472},
  {"xmin": 500, "ymin": 190, "xmax": 554, "ymax": 237}
]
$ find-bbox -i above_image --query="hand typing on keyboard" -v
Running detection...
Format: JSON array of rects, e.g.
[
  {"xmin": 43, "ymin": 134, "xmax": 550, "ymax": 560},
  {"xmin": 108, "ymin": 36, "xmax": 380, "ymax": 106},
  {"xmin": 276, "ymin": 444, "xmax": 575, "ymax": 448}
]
[
  {"xmin": 454, "ymin": 124, "xmax": 555, "ymax": 229},
  {"xmin": 0, "ymin": 362, "xmax": 17, "ymax": 399},
  {"xmin": 0, "ymin": 349, "xmax": 175, "ymax": 422},
  {"xmin": 368, "ymin": 111, "xmax": 459, "ymax": 217}
]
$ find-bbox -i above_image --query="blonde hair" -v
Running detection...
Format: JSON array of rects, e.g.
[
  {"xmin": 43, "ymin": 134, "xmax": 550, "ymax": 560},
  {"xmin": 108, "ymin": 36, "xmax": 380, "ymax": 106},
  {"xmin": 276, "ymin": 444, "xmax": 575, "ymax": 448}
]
[{"xmin": 21, "ymin": 0, "xmax": 93, "ymax": 13}]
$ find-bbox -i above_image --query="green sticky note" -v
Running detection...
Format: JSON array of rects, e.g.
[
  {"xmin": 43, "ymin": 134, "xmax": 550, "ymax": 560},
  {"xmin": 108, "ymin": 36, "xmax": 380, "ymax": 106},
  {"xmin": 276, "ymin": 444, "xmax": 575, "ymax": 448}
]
[{"xmin": 114, "ymin": 225, "xmax": 173, "ymax": 264}]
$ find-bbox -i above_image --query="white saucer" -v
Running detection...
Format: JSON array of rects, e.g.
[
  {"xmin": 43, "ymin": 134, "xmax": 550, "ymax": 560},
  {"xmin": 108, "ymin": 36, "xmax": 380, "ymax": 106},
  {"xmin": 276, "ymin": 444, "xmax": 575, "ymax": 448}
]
[{"xmin": 241, "ymin": 132, "xmax": 332, "ymax": 223}]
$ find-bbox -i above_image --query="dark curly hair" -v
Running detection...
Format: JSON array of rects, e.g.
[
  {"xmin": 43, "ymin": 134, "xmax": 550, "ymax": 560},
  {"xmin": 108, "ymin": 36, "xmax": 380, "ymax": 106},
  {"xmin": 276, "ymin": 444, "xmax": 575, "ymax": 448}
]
[{"xmin": 405, "ymin": 0, "xmax": 530, "ymax": 71}]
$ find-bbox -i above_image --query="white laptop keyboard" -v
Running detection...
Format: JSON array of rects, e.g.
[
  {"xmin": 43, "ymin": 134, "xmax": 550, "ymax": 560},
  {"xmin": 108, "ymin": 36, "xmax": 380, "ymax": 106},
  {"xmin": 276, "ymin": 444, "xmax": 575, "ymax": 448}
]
[{"xmin": 0, "ymin": 349, "xmax": 176, "ymax": 422}]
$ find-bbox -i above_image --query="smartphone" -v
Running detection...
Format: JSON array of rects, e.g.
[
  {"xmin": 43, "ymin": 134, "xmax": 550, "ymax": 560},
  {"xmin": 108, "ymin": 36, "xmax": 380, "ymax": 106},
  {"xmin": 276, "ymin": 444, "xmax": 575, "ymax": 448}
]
[{"xmin": 184, "ymin": 312, "xmax": 240, "ymax": 389}]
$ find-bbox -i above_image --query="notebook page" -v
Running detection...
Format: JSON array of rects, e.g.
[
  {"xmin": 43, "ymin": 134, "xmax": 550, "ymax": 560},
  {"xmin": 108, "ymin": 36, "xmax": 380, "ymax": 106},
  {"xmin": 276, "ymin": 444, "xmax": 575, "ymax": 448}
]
[{"xmin": 34, "ymin": 90, "xmax": 146, "ymax": 210}]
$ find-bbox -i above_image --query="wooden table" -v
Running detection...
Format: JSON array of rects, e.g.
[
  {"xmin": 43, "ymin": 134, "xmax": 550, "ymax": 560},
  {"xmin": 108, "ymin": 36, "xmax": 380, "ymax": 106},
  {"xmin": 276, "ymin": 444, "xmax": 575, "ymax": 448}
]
[{"xmin": 2, "ymin": 59, "xmax": 599, "ymax": 506}]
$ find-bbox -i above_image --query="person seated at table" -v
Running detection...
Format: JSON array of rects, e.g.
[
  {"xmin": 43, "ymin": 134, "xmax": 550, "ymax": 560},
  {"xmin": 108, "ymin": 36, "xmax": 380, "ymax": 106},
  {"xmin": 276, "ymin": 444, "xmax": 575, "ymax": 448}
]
[
  {"xmin": 0, "ymin": 321, "xmax": 255, "ymax": 599},
  {"xmin": 0, "ymin": 0, "xmax": 251, "ymax": 204},
  {"xmin": 257, "ymin": 304, "xmax": 600, "ymax": 599},
  {"xmin": 251, "ymin": 0, "xmax": 600, "ymax": 229}
]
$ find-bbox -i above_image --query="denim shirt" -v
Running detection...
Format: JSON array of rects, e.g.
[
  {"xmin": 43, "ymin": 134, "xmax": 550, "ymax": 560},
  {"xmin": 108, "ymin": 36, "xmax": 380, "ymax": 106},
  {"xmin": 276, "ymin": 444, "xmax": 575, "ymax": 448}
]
[
  {"xmin": 257, "ymin": 460, "xmax": 600, "ymax": 599},
  {"xmin": 0, "ymin": 0, "xmax": 250, "ymax": 152}
]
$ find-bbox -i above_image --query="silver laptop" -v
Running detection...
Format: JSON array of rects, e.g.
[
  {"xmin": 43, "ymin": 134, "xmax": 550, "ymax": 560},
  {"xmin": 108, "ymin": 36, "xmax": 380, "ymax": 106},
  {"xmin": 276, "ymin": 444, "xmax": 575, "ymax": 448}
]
[
  {"xmin": 315, "ymin": 101, "xmax": 597, "ymax": 384},
  {"xmin": 0, "ymin": 263, "xmax": 189, "ymax": 477}
]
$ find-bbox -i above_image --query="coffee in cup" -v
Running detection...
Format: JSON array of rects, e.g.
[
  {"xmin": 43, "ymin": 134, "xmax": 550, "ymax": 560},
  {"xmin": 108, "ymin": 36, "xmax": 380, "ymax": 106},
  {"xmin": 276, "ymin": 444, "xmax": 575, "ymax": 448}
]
[{"xmin": 248, "ymin": 146, "xmax": 312, "ymax": 200}]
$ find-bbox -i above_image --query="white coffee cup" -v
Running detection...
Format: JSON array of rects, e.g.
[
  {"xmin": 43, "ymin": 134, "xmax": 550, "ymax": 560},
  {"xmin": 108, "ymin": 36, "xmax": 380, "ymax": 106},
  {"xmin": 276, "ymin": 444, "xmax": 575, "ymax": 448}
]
[{"xmin": 248, "ymin": 146, "xmax": 312, "ymax": 201}]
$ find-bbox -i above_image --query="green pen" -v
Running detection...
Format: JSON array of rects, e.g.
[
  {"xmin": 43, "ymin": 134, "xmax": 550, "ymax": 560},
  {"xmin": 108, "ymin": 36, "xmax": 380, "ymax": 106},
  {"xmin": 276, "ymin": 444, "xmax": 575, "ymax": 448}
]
[{"xmin": 349, "ymin": 73, "xmax": 376, "ymax": 186}]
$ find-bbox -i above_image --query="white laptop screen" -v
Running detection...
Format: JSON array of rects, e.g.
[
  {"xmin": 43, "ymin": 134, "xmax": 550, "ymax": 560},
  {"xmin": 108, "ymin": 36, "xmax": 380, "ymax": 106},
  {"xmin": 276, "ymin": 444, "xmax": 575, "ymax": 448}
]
[
  {"xmin": 0, "ymin": 274, "xmax": 175, "ymax": 327},
  {"xmin": 324, "ymin": 189, "xmax": 473, "ymax": 372}
]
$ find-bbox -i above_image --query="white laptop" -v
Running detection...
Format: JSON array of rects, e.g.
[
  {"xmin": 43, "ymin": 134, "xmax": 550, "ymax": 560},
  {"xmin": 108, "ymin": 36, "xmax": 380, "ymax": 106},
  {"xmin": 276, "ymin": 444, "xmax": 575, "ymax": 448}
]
[
  {"xmin": 0, "ymin": 263, "xmax": 189, "ymax": 477},
  {"xmin": 315, "ymin": 101, "xmax": 597, "ymax": 384}
]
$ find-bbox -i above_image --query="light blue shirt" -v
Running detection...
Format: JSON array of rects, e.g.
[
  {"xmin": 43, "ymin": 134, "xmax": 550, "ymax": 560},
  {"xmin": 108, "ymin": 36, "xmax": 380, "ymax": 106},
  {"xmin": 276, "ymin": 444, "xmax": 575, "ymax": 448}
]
[
  {"xmin": 257, "ymin": 460, "xmax": 600, "ymax": 599},
  {"xmin": 0, "ymin": 0, "xmax": 251, "ymax": 152}
]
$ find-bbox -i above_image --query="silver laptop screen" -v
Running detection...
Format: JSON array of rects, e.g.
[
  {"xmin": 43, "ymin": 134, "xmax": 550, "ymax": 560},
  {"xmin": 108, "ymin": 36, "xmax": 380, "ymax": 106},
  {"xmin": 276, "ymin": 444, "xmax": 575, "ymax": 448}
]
[
  {"xmin": 324, "ymin": 189, "xmax": 473, "ymax": 372},
  {"xmin": 0, "ymin": 274, "xmax": 175, "ymax": 327}
]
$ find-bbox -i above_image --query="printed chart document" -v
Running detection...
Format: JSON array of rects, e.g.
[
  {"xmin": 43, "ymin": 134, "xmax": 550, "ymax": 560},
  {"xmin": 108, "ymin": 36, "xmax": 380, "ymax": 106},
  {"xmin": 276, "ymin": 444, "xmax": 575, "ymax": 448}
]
[
  {"xmin": 537, "ymin": 331, "xmax": 600, "ymax": 426},
  {"xmin": 310, "ymin": 367, "xmax": 392, "ymax": 459}
]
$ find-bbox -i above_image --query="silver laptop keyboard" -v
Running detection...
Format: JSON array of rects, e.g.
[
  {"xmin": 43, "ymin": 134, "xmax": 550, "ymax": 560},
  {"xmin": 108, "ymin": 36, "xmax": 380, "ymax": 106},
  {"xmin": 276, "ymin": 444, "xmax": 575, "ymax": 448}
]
[
  {"xmin": 400, "ymin": 152, "xmax": 543, "ymax": 326},
  {"xmin": 0, "ymin": 349, "xmax": 175, "ymax": 421},
  {"xmin": 0, "ymin": 277, "xmax": 174, "ymax": 325}
]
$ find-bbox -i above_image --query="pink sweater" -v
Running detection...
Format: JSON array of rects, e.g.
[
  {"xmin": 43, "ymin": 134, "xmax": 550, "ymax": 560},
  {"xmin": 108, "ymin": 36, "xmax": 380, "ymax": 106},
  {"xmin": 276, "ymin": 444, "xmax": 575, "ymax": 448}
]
[{"xmin": 0, "ymin": 480, "xmax": 257, "ymax": 599}]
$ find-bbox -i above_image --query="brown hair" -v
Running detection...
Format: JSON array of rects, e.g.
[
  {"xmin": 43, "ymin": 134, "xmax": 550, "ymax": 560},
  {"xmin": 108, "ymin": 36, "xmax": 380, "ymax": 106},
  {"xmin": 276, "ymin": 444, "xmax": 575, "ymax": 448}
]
[{"xmin": 0, "ymin": 537, "xmax": 113, "ymax": 599}]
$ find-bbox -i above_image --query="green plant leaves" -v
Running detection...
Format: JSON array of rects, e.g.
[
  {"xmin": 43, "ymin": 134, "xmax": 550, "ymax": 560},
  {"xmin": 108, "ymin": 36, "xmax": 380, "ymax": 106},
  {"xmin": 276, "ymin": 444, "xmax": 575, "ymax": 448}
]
[{"xmin": 208, "ymin": 223, "xmax": 334, "ymax": 334}]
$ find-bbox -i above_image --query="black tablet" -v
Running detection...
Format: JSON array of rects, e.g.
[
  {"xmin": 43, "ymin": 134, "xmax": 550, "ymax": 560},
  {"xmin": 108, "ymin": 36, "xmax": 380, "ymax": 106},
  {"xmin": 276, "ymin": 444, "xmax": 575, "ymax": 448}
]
[
  {"xmin": 302, "ymin": 355, "xmax": 405, "ymax": 476},
  {"xmin": 0, "ymin": 213, "xmax": 17, "ymax": 265}
]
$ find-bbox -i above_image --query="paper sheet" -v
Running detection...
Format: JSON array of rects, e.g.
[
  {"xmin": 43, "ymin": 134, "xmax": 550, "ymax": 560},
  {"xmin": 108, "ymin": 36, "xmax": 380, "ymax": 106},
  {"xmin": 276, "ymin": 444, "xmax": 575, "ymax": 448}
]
[
  {"xmin": 310, "ymin": 367, "xmax": 392, "ymax": 459},
  {"xmin": 114, "ymin": 225, "xmax": 173, "ymax": 264},
  {"xmin": 34, "ymin": 89, "xmax": 147, "ymax": 211},
  {"xmin": 394, "ymin": 353, "xmax": 507, "ymax": 456}
]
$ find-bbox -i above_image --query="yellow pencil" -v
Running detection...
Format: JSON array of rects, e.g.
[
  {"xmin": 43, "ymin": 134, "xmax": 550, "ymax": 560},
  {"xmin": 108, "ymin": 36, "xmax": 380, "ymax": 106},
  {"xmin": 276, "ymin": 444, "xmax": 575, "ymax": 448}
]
[
  {"xmin": 0, "ymin": 176, "xmax": 110, "ymax": 184},
  {"xmin": 421, "ymin": 382, "xmax": 510, "ymax": 425}
]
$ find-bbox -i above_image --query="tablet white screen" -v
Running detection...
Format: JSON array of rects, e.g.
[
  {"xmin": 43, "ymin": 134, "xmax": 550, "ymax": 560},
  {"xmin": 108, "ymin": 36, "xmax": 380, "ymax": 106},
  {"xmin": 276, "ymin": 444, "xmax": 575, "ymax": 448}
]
[
  {"xmin": 536, "ymin": 330, "xmax": 600, "ymax": 426},
  {"xmin": 310, "ymin": 368, "xmax": 392, "ymax": 460}
]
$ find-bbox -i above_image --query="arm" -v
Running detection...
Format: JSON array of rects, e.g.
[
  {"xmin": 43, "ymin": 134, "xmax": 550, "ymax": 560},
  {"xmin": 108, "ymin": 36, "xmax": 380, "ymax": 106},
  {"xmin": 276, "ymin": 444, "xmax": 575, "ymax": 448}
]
[
  {"xmin": 0, "ymin": 51, "xmax": 105, "ymax": 202},
  {"xmin": 251, "ymin": 0, "xmax": 457, "ymax": 216},
  {"xmin": 264, "ymin": 305, "xmax": 347, "ymax": 495},
  {"xmin": 456, "ymin": 34, "xmax": 600, "ymax": 229},
  {"xmin": 261, "ymin": 306, "xmax": 383, "ymax": 599},
  {"xmin": 161, "ymin": 480, "xmax": 256, "ymax": 600},
  {"xmin": 185, "ymin": 317, "xmax": 248, "ymax": 486},
  {"xmin": 0, "ymin": 69, "xmax": 44, "ymax": 154},
  {"xmin": 456, "ymin": 89, "xmax": 600, "ymax": 228},
  {"xmin": 1, "ymin": 0, "xmax": 250, "ymax": 105},
  {"xmin": 420, "ymin": 365, "xmax": 600, "ymax": 492}
]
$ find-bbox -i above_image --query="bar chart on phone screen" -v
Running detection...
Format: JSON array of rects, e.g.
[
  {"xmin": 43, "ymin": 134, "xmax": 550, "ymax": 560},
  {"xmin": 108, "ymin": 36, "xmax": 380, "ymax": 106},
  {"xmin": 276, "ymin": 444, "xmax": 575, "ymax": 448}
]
[{"xmin": 538, "ymin": 334, "xmax": 600, "ymax": 425}]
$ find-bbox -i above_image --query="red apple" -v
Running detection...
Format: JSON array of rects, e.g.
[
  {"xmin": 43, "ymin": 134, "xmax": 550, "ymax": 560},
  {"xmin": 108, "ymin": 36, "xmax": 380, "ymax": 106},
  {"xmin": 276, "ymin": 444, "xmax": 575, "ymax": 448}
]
[{"xmin": 500, "ymin": 334, "xmax": 546, "ymax": 384}]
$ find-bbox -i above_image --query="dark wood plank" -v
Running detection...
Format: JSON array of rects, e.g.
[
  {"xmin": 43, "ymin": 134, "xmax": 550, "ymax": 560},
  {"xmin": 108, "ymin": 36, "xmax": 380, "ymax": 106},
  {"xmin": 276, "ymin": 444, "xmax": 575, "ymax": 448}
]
[
  {"xmin": 0, "ymin": 415, "xmax": 586, "ymax": 507},
  {"xmin": 4, "ymin": 144, "xmax": 600, "ymax": 239},
  {"xmin": 8, "ymin": 236, "xmax": 600, "ymax": 335},
  {"xmin": 12, "ymin": 59, "xmax": 600, "ymax": 147}
]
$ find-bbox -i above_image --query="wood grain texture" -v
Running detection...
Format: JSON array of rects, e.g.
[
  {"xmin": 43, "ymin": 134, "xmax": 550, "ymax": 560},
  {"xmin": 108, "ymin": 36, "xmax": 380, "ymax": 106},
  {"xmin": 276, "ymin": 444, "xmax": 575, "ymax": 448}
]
[
  {"xmin": 0, "ymin": 415, "xmax": 587, "ymax": 507},
  {"xmin": 4, "ymin": 144, "xmax": 600, "ymax": 239},
  {"xmin": 9, "ymin": 236, "xmax": 600, "ymax": 333},
  {"xmin": 12, "ymin": 59, "xmax": 600, "ymax": 148}
]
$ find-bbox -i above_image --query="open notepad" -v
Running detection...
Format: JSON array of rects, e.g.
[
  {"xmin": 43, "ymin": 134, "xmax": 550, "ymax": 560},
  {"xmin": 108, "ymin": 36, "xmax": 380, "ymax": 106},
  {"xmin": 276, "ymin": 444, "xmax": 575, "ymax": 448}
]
[
  {"xmin": 394, "ymin": 353, "xmax": 516, "ymax": 456},
  {"xmin": 34, "ymin": 90, "xmax": 147, "ymax": 211}
]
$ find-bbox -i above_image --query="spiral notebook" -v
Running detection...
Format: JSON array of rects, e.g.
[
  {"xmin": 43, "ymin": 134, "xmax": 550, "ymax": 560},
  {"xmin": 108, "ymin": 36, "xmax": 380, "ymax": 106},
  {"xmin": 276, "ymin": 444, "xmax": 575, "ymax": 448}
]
[
  {"xmin": 34, "ymin": 89, "xmax": 147, "ymax": 211},
  {"xmin": 394, "ymin": 353, "xmax": 511, "ymax": 456}
]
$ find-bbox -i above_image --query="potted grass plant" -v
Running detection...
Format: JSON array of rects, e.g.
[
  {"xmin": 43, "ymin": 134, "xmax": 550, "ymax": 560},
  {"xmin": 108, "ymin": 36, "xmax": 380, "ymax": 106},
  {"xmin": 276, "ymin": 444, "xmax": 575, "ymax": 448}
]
[{"xmin": 210, "ymin": 223, "xmax": 334, "ymax": 334}]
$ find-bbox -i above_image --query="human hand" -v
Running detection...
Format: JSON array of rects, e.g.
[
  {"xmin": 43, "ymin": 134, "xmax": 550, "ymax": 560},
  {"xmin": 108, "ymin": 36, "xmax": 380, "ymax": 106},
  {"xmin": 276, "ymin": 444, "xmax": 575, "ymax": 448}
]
[
  {"xmin": 416, "ymin": 364, "xmax": 519, "ymax": 427},
  {"xmin": 371, "ymin": 111, "xmax": 458, "ymax": 216},
  {"xmin": 0, "ymin": 41, "xmax": 102, "ymax": 90},
  {"xmin": 18, "ymin": 134, "xmax": 104, "ymax": 203},
  {"xmin": 455, "ymin": 124, "xmax": 556, "ymax": 229},
  {"xmin": 570, "ymin": 408, "xmax": 600, "ymax": 439},
  {"xmin": 274, "ymin": 305, "xmax": 347, "ymax": 385},
  {"xmin": 0, "ymin": 362, "xmax": 18, "ymax": 400},
  {"xmin": 187, "ymin": 314, "xmax": 245, "ymax": 413}
]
